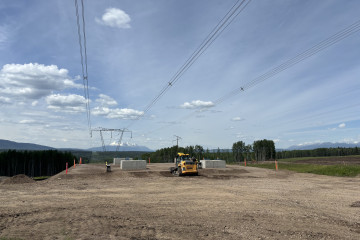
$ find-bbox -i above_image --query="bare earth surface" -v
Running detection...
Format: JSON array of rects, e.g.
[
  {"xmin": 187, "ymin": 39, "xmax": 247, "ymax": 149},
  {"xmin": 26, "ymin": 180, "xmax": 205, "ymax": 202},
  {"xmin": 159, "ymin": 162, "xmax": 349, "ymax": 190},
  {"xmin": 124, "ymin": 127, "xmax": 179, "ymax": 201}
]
[{"xmin": 0, "ymin": 163, "xmax": 359, "ymax": 240}]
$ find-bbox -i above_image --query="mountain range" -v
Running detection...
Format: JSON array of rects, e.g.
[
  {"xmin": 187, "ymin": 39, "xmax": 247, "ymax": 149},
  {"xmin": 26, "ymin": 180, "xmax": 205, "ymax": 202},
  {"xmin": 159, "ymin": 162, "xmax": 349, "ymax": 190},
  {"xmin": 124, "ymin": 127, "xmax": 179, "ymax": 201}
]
[
  {"xmin": 87, "ymin": 143, "xmax": 153, "ymax": 152},
  {"xmin": 0, "ymin": 139, "xmax": 153, "ymax": 152},
  {"xmin": 0, "ymin": 139, "xmax": 55, "ymax": 151},
  {"xmin": 285, "ymin": 142, "xmax": 360, "ymax": 151},
  {"xmin": 1, "ymin": 139, "xmax": 359, "ymax": 152}
]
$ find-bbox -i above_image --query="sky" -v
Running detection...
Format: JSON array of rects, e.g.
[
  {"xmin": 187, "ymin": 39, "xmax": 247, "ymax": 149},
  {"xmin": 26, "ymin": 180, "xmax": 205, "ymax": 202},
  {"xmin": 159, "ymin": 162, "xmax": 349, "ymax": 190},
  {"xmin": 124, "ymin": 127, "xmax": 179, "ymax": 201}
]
[{"xmin": 0, "ymin": 0, "xmax": 359, "ymax": 151}]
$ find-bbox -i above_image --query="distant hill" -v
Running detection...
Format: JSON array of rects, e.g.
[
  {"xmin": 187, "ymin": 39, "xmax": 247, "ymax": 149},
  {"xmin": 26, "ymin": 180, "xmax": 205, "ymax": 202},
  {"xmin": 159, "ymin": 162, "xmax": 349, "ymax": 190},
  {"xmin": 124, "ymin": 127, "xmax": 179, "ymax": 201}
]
[
  {"xmin": 287, "ymin": 142, "xmax": 360, "ymax": 151},
  {"xmin": 0, "ymin": 139, "xmax": 154, "ymax": 152},
  {"xmin": 209, "ymin": 148, "xmax": 232, "ymax": 153},
  {"xmin": 87, "ymin": 143, "xmax": 154, "ymax": 152},
  {"xmin": 0, "ymin": 139, "xmax": 55, "ymax": 151}
]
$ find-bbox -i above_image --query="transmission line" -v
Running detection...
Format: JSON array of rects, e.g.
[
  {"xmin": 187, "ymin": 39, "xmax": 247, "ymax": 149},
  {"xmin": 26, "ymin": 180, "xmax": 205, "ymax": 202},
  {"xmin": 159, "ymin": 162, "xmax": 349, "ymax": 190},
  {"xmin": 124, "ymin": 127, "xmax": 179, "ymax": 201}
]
[
  {"xmin": 127, "ymin": 0, "xmax": 252, "ymax": 127},
  {"xmin": 214, "ymin": 19, "xmax": 360, "ymax": 105},
  {"xmin": 74, "ymin": 0, "xmax": 92, "ymax": 134},
  {"xmin": 141, "ymin": 18, "xmax": 360, "ymax": 137}
]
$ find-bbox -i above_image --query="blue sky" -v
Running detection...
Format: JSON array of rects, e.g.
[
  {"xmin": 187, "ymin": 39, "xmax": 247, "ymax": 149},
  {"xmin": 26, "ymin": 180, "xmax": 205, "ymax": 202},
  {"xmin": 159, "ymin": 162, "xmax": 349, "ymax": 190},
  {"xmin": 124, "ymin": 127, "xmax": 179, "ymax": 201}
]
[{"xmin": 0, "ymin": 0, "xmax": 359, "ymax": 150}]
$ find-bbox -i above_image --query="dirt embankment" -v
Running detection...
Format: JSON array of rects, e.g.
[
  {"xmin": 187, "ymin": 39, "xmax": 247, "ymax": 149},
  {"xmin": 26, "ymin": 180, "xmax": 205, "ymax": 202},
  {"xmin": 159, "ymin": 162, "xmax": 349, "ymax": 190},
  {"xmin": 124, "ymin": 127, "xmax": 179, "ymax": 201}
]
[{"xmin": 2, "ymin": 174, "xmax": 34, "ymax": 185}]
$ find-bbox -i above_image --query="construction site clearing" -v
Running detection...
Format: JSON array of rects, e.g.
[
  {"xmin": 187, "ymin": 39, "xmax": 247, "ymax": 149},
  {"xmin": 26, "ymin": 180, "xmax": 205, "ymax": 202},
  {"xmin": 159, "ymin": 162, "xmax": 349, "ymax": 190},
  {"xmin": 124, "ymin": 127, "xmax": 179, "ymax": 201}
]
[{"xmin": 0, "ymin": 163, "xmax": 359, "ymax": 240}]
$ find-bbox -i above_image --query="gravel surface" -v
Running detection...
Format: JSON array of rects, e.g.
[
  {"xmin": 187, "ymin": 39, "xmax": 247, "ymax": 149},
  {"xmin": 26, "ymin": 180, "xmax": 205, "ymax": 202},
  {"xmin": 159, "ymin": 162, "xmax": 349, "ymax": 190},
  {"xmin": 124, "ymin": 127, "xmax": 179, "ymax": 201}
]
[{"xmin": 0, "ymin": 163, "xmax": 359, "ymax": 239}]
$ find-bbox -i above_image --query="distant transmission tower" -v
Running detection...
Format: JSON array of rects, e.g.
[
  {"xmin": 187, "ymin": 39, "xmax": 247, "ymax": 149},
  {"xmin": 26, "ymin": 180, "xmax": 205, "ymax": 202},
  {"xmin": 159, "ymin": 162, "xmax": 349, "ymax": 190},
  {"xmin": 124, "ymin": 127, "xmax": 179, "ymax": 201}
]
[{"xmin": 91, "ymin": 127, "xmax": 132, "ymax": 151}]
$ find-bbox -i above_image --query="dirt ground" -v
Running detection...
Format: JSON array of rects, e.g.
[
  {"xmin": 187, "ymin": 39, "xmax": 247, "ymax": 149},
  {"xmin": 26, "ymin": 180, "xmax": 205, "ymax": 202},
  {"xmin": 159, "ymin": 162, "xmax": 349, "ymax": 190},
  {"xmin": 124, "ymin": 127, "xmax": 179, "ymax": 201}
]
[
  {"xmin": 290, "ymin": 156, "xmax": 360, "ymax": 165},
  {"xmin": 0, "ymin": 163, "xmax": 359, "ymax": 240}
]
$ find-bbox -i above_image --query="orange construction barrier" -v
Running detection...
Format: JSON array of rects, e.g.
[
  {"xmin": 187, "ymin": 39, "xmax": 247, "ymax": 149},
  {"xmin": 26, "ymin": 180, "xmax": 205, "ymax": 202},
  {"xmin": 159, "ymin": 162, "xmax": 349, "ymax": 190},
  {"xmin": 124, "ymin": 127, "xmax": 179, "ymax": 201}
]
[
  {"xmin": 275, "ymin": 160, "xmax": 278, "ymax": 171},
  {"xmin": 80, "ymin": 157, "xmax": 82, "ymax": 165}
]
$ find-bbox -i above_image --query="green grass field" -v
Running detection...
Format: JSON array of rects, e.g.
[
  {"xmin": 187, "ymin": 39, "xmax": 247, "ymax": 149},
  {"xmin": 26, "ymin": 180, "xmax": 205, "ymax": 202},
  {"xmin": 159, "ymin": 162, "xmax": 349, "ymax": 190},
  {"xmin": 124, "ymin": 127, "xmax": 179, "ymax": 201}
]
[
  {"xmin": 276, "ymin": 155, "xmax": 360, "ymax": 162},
  {"xmin": 32, "ymin": 176, "xmax": 50, "ymax": 181},
  {"xmin": 248, "ymin": 162, "xmax": 360, "ymax": 177}
]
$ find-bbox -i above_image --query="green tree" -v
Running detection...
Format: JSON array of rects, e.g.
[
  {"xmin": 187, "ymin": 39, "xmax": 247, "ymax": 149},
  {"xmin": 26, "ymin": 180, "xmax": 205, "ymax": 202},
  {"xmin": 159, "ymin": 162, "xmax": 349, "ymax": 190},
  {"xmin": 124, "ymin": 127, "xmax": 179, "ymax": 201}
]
[
  {"xmin": 194, "ymin": 145, "xmax": 204, "ymax": 160},
  {"xmin": 244, "ymin": 144, "xmax": 252, "ymax": 161},
  {"xmin": 232, "ymin": 141, "xmax": 245, "ymax": 162},
  {"xmin": 253, "ymin": 139, "xmax": 276, "ymax": 161}
]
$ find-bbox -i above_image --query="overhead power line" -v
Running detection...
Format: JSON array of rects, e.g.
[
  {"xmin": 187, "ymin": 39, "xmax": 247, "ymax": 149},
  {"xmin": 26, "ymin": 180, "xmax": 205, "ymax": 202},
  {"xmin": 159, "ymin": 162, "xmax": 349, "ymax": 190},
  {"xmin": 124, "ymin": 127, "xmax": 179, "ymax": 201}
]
[
  {"xmin": 127, "ymin": 0, "xmax": 252, "ymax": 127},
  {"xmin": 214, "ymin": 19, "xmax": 360, "ymax": 105},
  {"xmin": 141, "ymin": 18, "xmax": 360, "ymax": 137},
  {"xmin": 74, "ymin": 0, "xmax": 91, "ymax": 134}
]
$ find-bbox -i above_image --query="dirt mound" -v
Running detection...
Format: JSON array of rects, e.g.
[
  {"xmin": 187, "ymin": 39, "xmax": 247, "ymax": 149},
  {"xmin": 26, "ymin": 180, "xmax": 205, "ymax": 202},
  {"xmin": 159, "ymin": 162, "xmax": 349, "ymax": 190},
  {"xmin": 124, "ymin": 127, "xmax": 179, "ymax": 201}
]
[
  {"xmin": 350, "ymin": 201, "xmax": 360, "ymax": 207},
  {"xmin": 2, "ymin": 174, "xmax": 35, "ymax": 185}
]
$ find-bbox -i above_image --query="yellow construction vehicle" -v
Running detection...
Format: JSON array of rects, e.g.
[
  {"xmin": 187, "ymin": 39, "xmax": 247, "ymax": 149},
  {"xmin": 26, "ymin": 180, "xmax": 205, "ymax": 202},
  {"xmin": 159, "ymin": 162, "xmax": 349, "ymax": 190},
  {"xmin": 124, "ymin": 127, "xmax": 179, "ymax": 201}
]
[{"xmin": 170, "ymin": 152, "xmax": 198, "ymax": 176}]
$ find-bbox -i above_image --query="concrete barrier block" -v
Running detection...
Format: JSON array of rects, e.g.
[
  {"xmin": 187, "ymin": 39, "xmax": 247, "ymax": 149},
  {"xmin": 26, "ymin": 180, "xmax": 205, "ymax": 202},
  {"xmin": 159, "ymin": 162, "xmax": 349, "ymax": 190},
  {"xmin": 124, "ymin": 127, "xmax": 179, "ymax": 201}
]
[
  {"xmin": 200, "ymin": 160, "xmax": 226, "ymax": 168},
  {"xmin": 114, "ymin": 157, "xmax": 133, "ymax": 165},
  {"xmin": 120, "ymin": 160, "xmax": 146, "ymax": 170}
]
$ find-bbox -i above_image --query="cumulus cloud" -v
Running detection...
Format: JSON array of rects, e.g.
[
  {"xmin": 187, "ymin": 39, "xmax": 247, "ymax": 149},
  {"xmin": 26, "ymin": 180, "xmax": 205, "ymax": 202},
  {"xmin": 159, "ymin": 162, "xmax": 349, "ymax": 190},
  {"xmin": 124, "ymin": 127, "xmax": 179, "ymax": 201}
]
[
  {"xmin": 231, "ymin": 117, "xmax": 244, "ymax": 121},
  {"xmin": 46, "ymin": 94, "xmax": 87, "ymax": 113},
  {"xmin": 96, "ymin": 8, "xmax": 131, "ymax": 28},
  {"xmin": 95, "ymin": 94, "xmax": 117, "ymax": 106},
  {"xmin": 92, "ymin": 106, "xmax": 143, "ymax": 119},
  {"xmin": 0, "ymin": 63, "xmax": 82, "ymax": 101},
  {"xmin": 338, "ymin": 123, "xmax": 346, "ymax": 128},
  {"xmin": 180, "ymin": 100, "xmax": 214, "ymax": 109}
]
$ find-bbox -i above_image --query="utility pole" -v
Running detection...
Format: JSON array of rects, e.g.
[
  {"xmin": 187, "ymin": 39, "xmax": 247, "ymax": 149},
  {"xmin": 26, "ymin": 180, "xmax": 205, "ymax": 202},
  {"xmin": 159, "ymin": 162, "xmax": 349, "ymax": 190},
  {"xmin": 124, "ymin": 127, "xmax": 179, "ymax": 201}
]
[{"xmin": 174, "ymin": 135, "xmax": 182, "ymax": 148}]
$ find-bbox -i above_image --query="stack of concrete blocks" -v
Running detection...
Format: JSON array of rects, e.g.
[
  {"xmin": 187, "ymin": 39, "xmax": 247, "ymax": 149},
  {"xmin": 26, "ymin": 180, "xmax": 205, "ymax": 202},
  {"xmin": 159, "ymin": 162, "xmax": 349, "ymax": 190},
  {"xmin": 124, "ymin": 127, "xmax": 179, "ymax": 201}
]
[
  {"xmin": 200, "ymin": 160, "xmax": 226, "ymax": 169},
  {"xmin": 113, "ymin": 158, "xmax": 133, "ymax": 165},
  {"xmin": 120, "ymin": 160, "xmax": 146, "ymax": 170}
]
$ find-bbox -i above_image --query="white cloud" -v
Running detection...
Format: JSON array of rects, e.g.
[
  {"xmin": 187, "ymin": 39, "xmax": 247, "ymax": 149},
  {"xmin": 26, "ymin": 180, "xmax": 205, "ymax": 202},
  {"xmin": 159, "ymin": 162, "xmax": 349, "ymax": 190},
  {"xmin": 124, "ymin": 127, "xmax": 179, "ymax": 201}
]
[
  {"xmin": 19, "ymin": 119, "xmax": 38, "ymax": 125},
  {"xmin": 95, "ymin": 94, "xmax": 117, "ymax": 106},
  {"xmin": 0, "ymin": 96, "xmax": 11, "ymax": 104},
  {"xmin": 92, "ymin": 106, "xmax": 143, "ymax": 119},
  {"xmin": 231, "ymin": 117, "xmax": 244, "ymax": 121},
  {"xmin": 46, "ymin": 94, "xmax": 87, "ymax": 113},
  {"xmin": 96, "ymin": 8, "xmax": 131, "ymax": 29},
  {"xmin": 110, "ymin": 141, "xmax": 136, "ymax": 146},
  {"xmin": 180, "ymin": 100, "xmax": 214, "ymax": 109},
  {"xmin": 0, "ymin": 63, "xmax": 82, "ymax": 101},
  {"xmin": 338, "ymin": 123, "xmax": 346, "ymax": 128}
]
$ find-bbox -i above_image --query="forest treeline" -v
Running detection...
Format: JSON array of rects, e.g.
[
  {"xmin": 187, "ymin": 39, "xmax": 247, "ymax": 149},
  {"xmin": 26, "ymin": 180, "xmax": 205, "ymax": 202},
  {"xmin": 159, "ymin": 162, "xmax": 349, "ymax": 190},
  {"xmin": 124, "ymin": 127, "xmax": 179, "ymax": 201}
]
[
  {"xmin": 141, "ymin": 140, "xmax": 276, "ymax": 163},
  {"xmin": 0, "ymin": 150, "xmax": 76, "ymax": 177},
  {"xmin": 276, "ymin": 147, "xmax": 360, "ymax": 159},
  {"xmin": 142, "ymin": 140, "xmax": 360, "ymax": 163}
]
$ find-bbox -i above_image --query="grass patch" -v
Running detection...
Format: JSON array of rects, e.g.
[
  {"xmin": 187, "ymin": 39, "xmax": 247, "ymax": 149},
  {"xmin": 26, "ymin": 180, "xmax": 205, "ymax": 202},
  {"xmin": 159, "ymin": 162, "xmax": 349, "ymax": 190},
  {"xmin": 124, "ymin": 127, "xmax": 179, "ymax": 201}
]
[
  {"xmin": 277, "ymin": 155, "xmax": 360, "ymax": 162},
  {"xmin": 32, "ymin": 176, "xmax": 50, "ymax": 181},
  {"xmin": 249, "ymin": 162, "xmax": 360, "ymax": 177}
]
